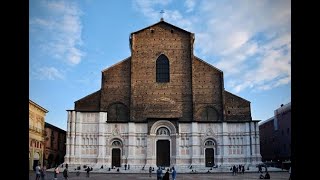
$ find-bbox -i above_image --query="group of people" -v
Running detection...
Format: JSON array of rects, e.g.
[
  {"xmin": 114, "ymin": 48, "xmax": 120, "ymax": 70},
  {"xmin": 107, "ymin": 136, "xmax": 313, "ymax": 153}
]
[
  {"xmin": 35, "ymin": 163, "xmax": 70, "ymax": 180},
  {"xmin": 34, "ymin": 163, "xmax": 46, "ymax": 180},
  {"xmin": 156, "ymin": 166, "xmax": 177, "ymax": 180},
  {"xmin": 230, "ymin": 164, "xmax": 245, "ymax": 175}
]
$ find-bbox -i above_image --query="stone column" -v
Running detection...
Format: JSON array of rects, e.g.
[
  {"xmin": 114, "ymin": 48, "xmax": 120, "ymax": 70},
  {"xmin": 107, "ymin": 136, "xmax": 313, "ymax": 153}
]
[
  {"xmin": 74, "ymin": 112, "xmax": 82, "ymax": 164},
  {"xmin": 70, "ymin": 111, "xmax": 76, "ymax": 163},
  {"xmin": 191, "ymin": 122, "xmax": 200, "ymax": 166},
  {"xmin": 146, "ymin": 134, "xmax": 155, "ymax": 166},
  {"xmin": 127, "ymin": 122, "xmax": 136, "ymax": 165},
  {"xmin": 65, "ymin": 111, "xmax": 71, "ymax": 163},
  {"xmin": 97, "ymin": 112, "xmax": 107, "ymax": 164},
  {"xmin": 171, "ymin": 134, "xmax": 177, "ymax": 166},
  {"xmin": 221, "ymin": 122, "xmax": 229, "ymax": 166}
]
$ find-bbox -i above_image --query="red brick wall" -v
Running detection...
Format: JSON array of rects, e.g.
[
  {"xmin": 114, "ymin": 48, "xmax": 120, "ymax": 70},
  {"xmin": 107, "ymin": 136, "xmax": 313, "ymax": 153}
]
[
  {"xmin": 192, "ymin": 57, "xmax": 224, "ymax": 121},
  {"xmin": 100, "ymin": 58, "xmax": 131, "ymax": 111},
  {"xmin": 75, "ymin": 90, "xmax": 101, "ymax": 111},
  {"xmin": 224, "ymin": 91, "xmax": 251, "ymax": 121},
  {"xmin": 130, "ymin": 22, "xmax": 193, "ymax": 122}
]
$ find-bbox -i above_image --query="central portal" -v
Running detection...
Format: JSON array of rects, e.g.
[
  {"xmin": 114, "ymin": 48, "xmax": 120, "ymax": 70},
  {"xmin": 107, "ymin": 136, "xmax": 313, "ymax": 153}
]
[
  {"xmin": 112, "ymin": 148, "xmax": 121, "ymax": 167},
  {"xmin": 205, "ymin": 148, "xmax": 214, "ymax": 167},
  {"xmin": 156, "ymin": 140, "xmax": 170, "ymax": 167}
]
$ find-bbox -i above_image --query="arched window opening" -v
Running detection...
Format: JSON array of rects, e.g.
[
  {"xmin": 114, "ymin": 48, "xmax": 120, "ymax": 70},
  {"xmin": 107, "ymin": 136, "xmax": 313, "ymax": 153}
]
[
  {"xmin": 156, "ymin": 54, "xmax": 170, "ymax": 82},
  {"xmin": 108, "ymin": 103, "xmax": 129, "ymax": 122},
  {"xmin": 201, "ymin": 107, "xmax": 219, "ymax": 121}
]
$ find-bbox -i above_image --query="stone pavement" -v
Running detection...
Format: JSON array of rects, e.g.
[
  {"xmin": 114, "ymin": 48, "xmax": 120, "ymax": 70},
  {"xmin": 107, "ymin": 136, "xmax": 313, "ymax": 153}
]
[{"xmin": 29, "ymin": 171, "xmax": 290, "ymax": 180}]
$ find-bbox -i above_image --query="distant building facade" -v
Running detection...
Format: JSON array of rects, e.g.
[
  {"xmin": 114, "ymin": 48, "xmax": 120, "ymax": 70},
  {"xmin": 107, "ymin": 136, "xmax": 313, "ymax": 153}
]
[
  {"xmin": 259, "ymin": 102, "xmax": 291, "ymax": 163},
  {"xmin": 44, "ymin": 122, "xmax": 66, "ymax": 168},
  {"xmin": 65, "ymin": 20, "xmax": 261, "ymax": 169},
  {"xmin": 29, "ymin": 100, "xmax": 48, "ymax": 170}
]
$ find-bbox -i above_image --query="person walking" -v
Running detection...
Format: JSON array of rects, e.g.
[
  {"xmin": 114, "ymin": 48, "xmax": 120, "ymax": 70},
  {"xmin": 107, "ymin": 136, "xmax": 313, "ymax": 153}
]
[
  {"xmin": 288, "ymin": 167, "xmax": 292, "ymax": 180},
  {"xmin": 86, "ymin": 166, "xmax": 90, "ymax": 177},
  {"xmin": 163, "ymin": 169, "xmax": 170, "ymax": 180},
  {"xmin": 149, "ymin": 166, "xmax": 152, "ymax": 177},
  {"xmin": 35, "ymin": 163, "xmax": 41, "ymax": 180},
  {"xmin": 63, "ymin": 167, "xmax": 69, "ymax": 180},
  {"xmin": 53, "ymin": 166, "xmax": 59, "ymax": 180},
  {"xmin": 156, "ymin": 167, "xmax": 162, "ymax": 180},
  {"xmin": 40, "ymin": 165, "xmax": 46, "ymax": 180},
  {"xmin": 172, "ymin": 167, "xmax": 177, "ymax": 180}
]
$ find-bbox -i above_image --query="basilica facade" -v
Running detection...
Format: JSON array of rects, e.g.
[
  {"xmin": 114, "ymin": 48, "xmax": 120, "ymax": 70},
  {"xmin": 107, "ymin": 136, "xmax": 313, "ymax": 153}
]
[{"xmin": 64, "ymin": 20, "xmax": 261, "ymax": 169}]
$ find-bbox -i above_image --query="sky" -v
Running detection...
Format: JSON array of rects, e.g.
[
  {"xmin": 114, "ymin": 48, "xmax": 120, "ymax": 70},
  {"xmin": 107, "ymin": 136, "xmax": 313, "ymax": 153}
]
[{"xmin": 29, "ymin": 0, "xmax": 291, "ymax": 131}]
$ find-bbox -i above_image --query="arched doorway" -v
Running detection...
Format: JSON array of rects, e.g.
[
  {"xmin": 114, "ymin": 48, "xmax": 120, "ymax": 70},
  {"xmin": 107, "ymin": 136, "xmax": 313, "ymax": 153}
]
[
  {"xmin": 112, "ymin": 148, "xmax": 121, "ymax": 167},
  {"xmin": 156, "ymin": 127, "xmax": 170, "ymax": 167},
  {"xmin": 111, "ymin": 140, "xmax": 122, "ymax": 167},
  {"xmin": 33, "ymin": 152, "xmax": 40, "ymax": 170},
  {"xmin": 48, "ymin": 154, "xmax": 54, "ymax": 168},
  {"xmin": 204, "ymin": 139, "xmax": 215, "ymax": 167}
]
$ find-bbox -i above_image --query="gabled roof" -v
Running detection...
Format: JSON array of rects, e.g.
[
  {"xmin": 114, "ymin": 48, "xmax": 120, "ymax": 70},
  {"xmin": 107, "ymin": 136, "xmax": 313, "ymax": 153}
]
[
  {"xmin": 194, "ymin": 56, "xmax": 223, "ymax": 73},
  {"xmin": 224, "ymin": 90, "xmax": 251, "ymax": 103},
  {"xmin": 75, "ymin": 90, "xmax": 101, "ymax": 103},
  {"xmin": 131, "ymin": 19, "xmax": 192, "ymax": 35},
  {"xmin": 29, "ymin": 99, "xmax": 49, "ymax": 113},
  {"xmin": 101, "ymin": 57, "xmax": 131, "ymax": 73}
]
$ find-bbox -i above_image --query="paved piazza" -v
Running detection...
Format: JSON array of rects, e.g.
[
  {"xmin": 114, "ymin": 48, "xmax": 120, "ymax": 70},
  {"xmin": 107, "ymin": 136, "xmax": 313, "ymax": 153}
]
[{"xmin": 29, "ymin": 171, "xmax": 290, "ymax": 180}]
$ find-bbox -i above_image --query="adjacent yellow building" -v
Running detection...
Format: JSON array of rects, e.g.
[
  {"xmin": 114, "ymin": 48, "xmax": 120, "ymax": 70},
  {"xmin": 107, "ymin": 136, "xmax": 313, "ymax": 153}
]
[{"xmin": 29, "ymin": 99, "xmax": 48, "ymax": 170}]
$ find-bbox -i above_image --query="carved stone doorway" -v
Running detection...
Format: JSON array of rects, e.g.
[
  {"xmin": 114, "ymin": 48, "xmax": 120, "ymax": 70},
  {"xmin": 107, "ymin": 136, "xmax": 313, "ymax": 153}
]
[
  {"xmin": 156, "ymin": 140, "xmax": 170, "ymax": 167},
  {"xmin": 205, "ymin": 148, "xmax": 214, "ymax": 167},
  {"xmin": 112, "ymin": 148, "xmax": 121, "ymax": 167}
]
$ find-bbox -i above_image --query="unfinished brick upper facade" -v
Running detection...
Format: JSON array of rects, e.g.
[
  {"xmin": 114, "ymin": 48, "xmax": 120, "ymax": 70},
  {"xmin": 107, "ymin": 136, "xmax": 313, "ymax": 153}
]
[{"xmin": 74, "ymin": 20, "xmax": 252, "ymax": 123}]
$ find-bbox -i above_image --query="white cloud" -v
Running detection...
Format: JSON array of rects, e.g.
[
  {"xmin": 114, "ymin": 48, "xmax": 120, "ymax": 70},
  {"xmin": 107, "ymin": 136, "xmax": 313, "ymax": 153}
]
[
  {"xmin": 133, "ymin": 0, "xmax": 291, "ymax": 92},
  {"xmin": 30, "ymin": 0, "xmax": 84, "ymax": 65},
  {"xmin": 133, "ymin": 0, "xmax": 173, "ymax": 22},
  {"xmin": 34, "ymin": 67, "xmax": 64, "ymax": 80},
  {"xmin": 185, "ymin": 0, "xmax": 196, "ymax": 12}
]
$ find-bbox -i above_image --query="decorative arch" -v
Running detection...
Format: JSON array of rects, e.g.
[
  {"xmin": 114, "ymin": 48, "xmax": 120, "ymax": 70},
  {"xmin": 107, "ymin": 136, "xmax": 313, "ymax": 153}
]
[
  {"xmin": 202, "ymin": 138, "xmax": 218, "ymax": 155},
  {"xmin": 109, "ymin": 138, "xmax": 124, "ymax": 147},
  {"xmin": 107, "ymin": 102, "xmax": 129, "ymax": 122},
  {"xmin": 156, "ymin": 54, "xmax": 170, "ymax": 82},
  {"xmin": 197, "ymin": 106, "xmax": 220, "ymax": 121},
  {"xmin": 34, "ymin": 152, "xmax": 40, "ymax": 160},
  {"xmin": 204, "ymin": 139, "xmax": 216, "ymax": 147},
  {"xmin": 156, "ymin": 127, "xmax": 170, "ymax": 136},
  {"xmin": 150, "ymin": 120, "xmax": 177, "ymax": 135},
  {"xmin": 203, "ymin": 138, "xmax": 218, "ymax": 167}
]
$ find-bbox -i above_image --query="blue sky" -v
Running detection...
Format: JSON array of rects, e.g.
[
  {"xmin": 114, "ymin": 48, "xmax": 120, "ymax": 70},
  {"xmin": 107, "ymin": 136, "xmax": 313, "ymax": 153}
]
[{"xmin": 29, "ymin": 0, "xmax": 291, "ymax": 131}]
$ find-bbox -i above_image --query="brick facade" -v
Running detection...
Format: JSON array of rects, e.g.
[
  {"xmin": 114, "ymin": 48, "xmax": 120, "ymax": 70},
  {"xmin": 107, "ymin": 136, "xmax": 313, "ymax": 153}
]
[{"xmin": 75, "ymin": 20, "xmax": 251, "ymax": 123}]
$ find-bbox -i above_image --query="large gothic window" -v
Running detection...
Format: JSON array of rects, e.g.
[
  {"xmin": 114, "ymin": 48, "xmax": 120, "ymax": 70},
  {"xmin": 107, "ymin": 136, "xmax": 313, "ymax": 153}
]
[
  {"xmin": 107, "ymin": 103, "xmax": 129, "ymax": 122},
  {"xmin": 201, "ymin": 107, "xmax": 219, "ymax": 121},
  {"xmin": 156, "ymin": 54, "xmax": 170, "ymax": 82}
]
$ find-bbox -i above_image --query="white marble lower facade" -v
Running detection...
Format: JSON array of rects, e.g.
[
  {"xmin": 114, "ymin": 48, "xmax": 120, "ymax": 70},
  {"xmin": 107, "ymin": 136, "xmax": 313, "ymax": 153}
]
[{"xmin": 64, "ymin": 111, "xmax": 261, "ymax": 169}]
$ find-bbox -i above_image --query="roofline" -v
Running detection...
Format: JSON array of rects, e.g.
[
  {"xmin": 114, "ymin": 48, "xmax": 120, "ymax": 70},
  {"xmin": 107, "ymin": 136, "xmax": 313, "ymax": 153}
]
[
  {"xmin": 258, "ymin": 117, "xmax": 274, "ymax": 126},
  {"xmin": 29, "ymin": 99, "xmax": 49, "ymax": 113},
  {"xmin": 194, "ymin": 56, "xmax": 223, "ymax": 73},
  {"xmin": 75, "ymin": 90, "xmax": 101, "ymax": 103},
  {"xmin": 224, "ymin": 90, "xmax": 251, "ymax": 103},
  {"xmin": 130, "ymin": 19, "xmax": 192, "ymax": 35},
  {"xmin": 45, "ymin": 122, "xmax": 66, "ymax": 132},
  {"xmin": 101, "ymin": 56, "xmax": 131, "ymax": 72}
]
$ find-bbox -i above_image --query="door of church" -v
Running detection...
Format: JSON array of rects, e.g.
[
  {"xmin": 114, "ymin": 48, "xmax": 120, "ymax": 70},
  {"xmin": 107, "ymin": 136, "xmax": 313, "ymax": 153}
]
[
  {"xmin": 205, "ymin": 148, "xmax": 214, "ymax": 167},
  {"xmin": 156, "ymin": 140, "xmax": 170, "ymax": 167},
  {"xmin": 112, "ymin": 148, "xmax": 121, "ymax": 167}
]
